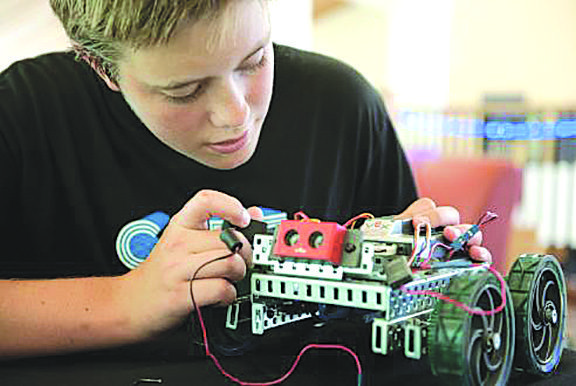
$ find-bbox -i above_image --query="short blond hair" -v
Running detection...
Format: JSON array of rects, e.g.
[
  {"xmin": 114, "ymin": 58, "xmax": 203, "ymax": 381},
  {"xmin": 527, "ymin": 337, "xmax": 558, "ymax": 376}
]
[{"xmin": 49, "ymin": 0, "xmax": 233, "ymax": 80}]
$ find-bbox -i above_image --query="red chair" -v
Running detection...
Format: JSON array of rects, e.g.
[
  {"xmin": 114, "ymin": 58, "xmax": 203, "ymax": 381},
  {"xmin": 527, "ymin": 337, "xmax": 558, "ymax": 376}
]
[{"xmin": 410, "ymin": 156, "xmax": 523, "ymax": 274}]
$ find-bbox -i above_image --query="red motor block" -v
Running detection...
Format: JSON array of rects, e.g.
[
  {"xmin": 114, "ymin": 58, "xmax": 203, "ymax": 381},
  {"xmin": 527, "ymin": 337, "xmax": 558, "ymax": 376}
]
[{"xmin": 273, "ymin": 220, "xmax": 347, "ymax": 264}]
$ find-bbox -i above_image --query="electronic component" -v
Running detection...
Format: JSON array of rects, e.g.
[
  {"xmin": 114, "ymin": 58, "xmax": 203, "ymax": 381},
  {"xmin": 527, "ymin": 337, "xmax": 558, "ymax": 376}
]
[
  {"xmin": 208, "ymin": 207, "xmax": 287, "ymax": 232},
  {"xmin": 360, "ymin": 216, "xmax": 413, "ymax": 241},
  {"xmin": 220, "ymin": 212, "xmax": 567, "ymax": 385},
  {"xmin": 273, "ymin": 220, "xmax": 347, "ymax": 264},
  {"xmin": 449, "ymin": 224, "xmax": 480, "ymax": 251},
  {"xmin": 221, "ymin": 218, "xmax": 268, "ymax": 246},
  {"xmin": 219, "ymin": 228, "xmax": 243, "ymax": 254},
  {"xmin": 381, "ymin": 255, "xmax": 413, "ymax": 288}
]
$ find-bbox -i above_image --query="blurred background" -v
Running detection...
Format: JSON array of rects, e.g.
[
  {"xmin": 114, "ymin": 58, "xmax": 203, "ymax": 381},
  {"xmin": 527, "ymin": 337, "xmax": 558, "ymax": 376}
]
[{"xmin": 2, "ymin": 0, "xmax": 576, "ymax": 346}]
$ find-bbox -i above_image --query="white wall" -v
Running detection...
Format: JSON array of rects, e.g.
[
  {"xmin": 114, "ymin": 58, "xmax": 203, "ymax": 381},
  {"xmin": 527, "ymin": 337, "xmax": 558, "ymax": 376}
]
[
  {"xmin": 313, "ymin": 4, "xmax": 388, "ymax": 92},
  {"xmin": 0, "ymin": 0, "xmax": 69, "ymax": 71},
  {"xmin": 450, "ymin": 0, "xmax": 576, "ymax": 108},
  {"xmin": 386, "ymin": 0, "xmax": 453, "ymax": 109},
  {"xmin": 315, "ymin": 0, "xmax": 576, "ymax": 110},
  {"xmin": 313, "ymin": 0, "xmax": 453, "ymax": 109},
  {"xmin": 270, "ymin": 0, "xmax": 313, "ymax": 50}
]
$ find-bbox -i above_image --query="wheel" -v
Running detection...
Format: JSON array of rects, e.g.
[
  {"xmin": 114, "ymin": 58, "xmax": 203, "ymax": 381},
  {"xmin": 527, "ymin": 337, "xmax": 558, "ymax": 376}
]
[
  {"xmin": 428, "ymin": 269, "xmax": 515, "ymax": 385},
  {"xmin": 507, "ymin": 254, "xmax": 567, "ymax": 375}
]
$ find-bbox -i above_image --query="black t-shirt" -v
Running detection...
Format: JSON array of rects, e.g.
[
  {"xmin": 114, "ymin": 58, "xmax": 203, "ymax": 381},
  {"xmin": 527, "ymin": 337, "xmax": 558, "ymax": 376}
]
[{"xmin": 0, "ymin": 44, "xmax": 417, "ymax": 279}]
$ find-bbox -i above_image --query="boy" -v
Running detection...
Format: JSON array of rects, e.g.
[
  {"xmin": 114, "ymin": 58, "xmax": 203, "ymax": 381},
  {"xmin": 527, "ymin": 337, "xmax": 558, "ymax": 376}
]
[{"xmin": 0, "ymin": 0, "xmax": 488, "ymax": 358}]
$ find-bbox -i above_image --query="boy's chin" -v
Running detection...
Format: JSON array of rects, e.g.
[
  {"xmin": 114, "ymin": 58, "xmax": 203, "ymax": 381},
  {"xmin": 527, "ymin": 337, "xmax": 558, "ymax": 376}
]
[{"xmin": 196, "ymin": 150, "xmax": 255, "ymax": 170}]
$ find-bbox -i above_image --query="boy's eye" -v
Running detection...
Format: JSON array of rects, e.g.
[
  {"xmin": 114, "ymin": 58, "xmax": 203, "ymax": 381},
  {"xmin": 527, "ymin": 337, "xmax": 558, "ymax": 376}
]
[
  {"xmin": 164, "ymin": 84, "xmax": 204, "ymax": 104},
  {"xmin": 238, "ymin": 49, "xmax": 267, "ymax": 73},
  {"xmin": 162, "ymin": 47, "xmax": 268, "ymax": 105}
]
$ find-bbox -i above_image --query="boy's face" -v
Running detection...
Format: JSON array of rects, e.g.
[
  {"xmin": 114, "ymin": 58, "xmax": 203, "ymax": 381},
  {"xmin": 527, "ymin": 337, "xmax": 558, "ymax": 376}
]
[{"xmin": 113, "ymin": 1, "xmax": 273, "ymax": 170}]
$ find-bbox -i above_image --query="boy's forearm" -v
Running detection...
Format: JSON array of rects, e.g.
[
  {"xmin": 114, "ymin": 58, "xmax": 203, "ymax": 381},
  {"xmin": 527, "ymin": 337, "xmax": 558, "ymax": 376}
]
[{"xmin": 0, "ymin": 276, "xmax": 141, "ymax": 358}]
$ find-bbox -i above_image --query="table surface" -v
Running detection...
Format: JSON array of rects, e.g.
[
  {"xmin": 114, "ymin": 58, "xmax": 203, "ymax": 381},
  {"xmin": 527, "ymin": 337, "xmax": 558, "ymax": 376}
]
[{"xmin": 0, "ymin": 337, "xmax": 574, "ymax": 386}]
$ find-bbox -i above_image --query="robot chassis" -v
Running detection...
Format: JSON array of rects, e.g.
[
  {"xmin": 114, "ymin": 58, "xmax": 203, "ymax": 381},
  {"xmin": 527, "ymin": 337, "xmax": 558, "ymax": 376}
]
[{"xmin": 222, "ymin": 214, "xmax": 567, "ymax": 385}]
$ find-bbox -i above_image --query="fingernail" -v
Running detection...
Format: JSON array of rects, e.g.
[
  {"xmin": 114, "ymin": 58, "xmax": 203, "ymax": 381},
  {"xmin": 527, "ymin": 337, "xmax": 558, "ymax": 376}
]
[
  {"xmin": 480, "ymin": 249, "xmax": 491, "ymax": 262},
  {"xmin": 450, "ymin": 227, "xmax": 462, "ymax": 238},
  {"xmin": 242, "ymin": 210, "xmax": 251, "ymax": 227}
]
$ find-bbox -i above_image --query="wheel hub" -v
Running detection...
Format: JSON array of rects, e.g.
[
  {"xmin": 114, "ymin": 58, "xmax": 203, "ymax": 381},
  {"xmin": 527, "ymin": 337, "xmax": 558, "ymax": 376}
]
[
  {"xmin": 492, "ymin": 332, "xmax": 502, "ymax": 351},
  {"xmin": 544, "ymin": 301, "xmax": 558, "ymax": 325},
  {"xmin": 485, "ymin": 331, "xmax": 502, "ymax": 352}
]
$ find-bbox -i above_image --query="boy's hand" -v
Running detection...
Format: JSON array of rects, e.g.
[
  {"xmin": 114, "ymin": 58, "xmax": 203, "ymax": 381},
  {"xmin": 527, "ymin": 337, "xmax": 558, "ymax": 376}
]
[
  {"xmin": 117, "ymin": 189, "xmax": 261, "ymax": 339},
  {"xmin": 395, "ymin": 197, "xmax": 492, "ymax": 263}
]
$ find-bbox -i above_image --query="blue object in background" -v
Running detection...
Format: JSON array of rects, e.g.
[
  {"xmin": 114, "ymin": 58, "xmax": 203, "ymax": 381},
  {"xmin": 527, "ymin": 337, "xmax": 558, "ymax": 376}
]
[{"xmin": 555, "ymin": 119, "xmax": 576, "ymax": 139}]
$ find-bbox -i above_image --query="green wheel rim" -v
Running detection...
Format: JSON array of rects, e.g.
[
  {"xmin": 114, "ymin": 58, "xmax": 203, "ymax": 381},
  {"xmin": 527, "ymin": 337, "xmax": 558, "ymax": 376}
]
[{"xmin": 429, "ymin": 270, "xmax": 515, "ymax": 385}]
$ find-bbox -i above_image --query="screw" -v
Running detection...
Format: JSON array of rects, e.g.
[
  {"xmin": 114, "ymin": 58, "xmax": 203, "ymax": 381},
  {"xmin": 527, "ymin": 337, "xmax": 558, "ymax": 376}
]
[
  {"xmin": 133, "ymin": 379, "xmax": 162, "ymax": 385},
  {"xmin": 344, "ymin": 243, "xmax": 356, "ymax": 253}
]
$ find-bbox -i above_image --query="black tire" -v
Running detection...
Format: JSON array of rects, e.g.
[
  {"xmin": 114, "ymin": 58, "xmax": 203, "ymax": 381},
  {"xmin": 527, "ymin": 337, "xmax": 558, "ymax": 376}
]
[
  {"xmin": 428, "ymin": 269, "xmax": 515, "ymax": 385},
  {"xmin": 507, "ymin": 254, "xmax": 567, "ymax": 375}
]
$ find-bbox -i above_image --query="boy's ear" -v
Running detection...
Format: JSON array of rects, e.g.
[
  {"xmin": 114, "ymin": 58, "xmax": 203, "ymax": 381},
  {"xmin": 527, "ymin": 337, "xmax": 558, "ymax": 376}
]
[
  {"xmin": 90, "ymin": 64, "xmax": 121, "ymax": 92},
  {"xmin": 74, "ymin": 46, "xmax": 120, "ymax": 92}
]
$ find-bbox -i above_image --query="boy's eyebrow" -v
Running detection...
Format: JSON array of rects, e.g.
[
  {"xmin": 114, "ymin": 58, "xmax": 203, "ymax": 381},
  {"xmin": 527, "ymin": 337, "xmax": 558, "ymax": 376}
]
[{"xmin": 150, "ymin": 39, "xmax": 270, "ymax": 92}]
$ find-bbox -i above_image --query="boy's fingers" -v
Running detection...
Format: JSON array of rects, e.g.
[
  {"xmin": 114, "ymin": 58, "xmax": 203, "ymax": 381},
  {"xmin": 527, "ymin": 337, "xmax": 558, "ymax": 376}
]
[
  {"xmin": 395, "ymin": 197, "xmax": 437, "ymax": 220},
  {"xmin": 173, "ymin": 190, "xmax": 250, "ymax": 230}
]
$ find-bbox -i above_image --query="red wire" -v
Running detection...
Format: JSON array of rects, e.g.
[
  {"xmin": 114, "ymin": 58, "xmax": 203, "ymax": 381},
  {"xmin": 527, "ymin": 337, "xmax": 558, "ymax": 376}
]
[
  {"xmin": 192, "ymin": 211, "xmax": 503, "ymax": 385},
  {"xmin": 293, "ymin": 211, "xmax": 310, "ymax": 220},
  {"xmin": 407, "ymin": 222, "xmax": 431, "ymax": 266},
  {"xmin": 201, "ymin": 338, "xmax": 363, "ymax": 386},
  {"xmin": 409, "ymin": 211, "xmax": 507, "ymax": 317},
  {"xmin": 343, "ymin": 213, "xmax": 374, "ymax": 229},
  {"xmin": 190, "ymin": 253, "xmax": 363, "ymax": 385},
  {"xmin": 419, "ymin": 240, "xmax": 452, "ymax": 267},
  {"xmin": 401, "ymin": 264, "xmax": 507, "ymax": 316},
  {"xmin": 477, "ymin": 211, "xmax": 498, "ymax": 227}
]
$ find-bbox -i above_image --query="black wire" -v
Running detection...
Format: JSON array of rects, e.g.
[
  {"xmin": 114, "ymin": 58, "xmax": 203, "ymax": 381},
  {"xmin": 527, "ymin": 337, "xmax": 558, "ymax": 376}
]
[
  {"xmin": 189, "ymin": 227, "xmax": 245, "ymax": 357},
  {"xmin": 189, "ymin": 251, "xmax": 236, "ymax": 316}
]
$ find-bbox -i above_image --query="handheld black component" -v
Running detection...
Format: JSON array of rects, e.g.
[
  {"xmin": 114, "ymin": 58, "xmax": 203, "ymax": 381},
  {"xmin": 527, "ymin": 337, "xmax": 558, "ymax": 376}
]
[
  {"xmin": 221, "ymin": 219, "xmax": 268, "ymax": 245},
  {"xmin": 219, "ymin": 228, "xmax": 243, "ymax": 254}
]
